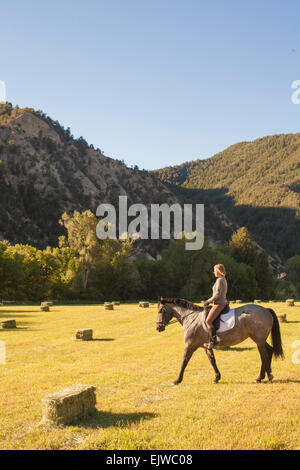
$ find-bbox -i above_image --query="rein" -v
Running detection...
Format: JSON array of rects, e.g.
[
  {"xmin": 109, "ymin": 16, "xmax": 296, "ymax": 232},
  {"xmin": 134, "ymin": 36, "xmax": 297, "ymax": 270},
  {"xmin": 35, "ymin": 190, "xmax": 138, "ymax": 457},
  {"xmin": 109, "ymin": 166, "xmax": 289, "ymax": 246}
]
[
  {"xmin": 157, "ymin": 303, "xmax": 205, "ymax": 328},
  {"xmin": 181, "ymin": 309, "xmax": 204, "ymax": 320}
]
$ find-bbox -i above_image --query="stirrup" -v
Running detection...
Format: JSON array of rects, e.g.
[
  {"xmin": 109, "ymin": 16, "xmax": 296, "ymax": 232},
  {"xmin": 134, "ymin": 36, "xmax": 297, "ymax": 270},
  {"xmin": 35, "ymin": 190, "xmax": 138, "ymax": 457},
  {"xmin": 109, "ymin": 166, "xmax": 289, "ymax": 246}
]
[
  {"xmin": 204, "ymin": 342, "xmax": 217, "ymax": 350},
  {"xmin": 204, "ymin": 337, "xmax": 217, "ymax": 350}
]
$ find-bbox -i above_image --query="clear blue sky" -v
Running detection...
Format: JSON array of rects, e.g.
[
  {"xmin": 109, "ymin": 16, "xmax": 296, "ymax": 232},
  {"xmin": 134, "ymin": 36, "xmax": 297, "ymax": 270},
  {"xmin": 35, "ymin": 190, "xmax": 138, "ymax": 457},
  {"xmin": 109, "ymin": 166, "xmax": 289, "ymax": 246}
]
[{"xmin": 1, "ymin": 0, "xmax": 300, "ymax": 169}]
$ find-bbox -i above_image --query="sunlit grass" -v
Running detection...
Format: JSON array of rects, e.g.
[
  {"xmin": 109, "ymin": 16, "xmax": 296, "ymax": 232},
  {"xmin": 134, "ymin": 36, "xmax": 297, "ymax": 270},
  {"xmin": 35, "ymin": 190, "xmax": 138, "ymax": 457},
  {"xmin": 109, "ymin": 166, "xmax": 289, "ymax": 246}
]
[{"xmin": 0, "ymin": 302, "xmax": 299, "ymax": 450}]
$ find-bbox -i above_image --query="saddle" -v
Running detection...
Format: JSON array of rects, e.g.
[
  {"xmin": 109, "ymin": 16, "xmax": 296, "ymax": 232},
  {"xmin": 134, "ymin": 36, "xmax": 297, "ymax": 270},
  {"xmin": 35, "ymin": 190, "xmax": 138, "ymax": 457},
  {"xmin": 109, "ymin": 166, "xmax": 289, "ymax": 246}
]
[{"xmin": 204, "ymin": 303, "xmax": 230, "ymax": 330}]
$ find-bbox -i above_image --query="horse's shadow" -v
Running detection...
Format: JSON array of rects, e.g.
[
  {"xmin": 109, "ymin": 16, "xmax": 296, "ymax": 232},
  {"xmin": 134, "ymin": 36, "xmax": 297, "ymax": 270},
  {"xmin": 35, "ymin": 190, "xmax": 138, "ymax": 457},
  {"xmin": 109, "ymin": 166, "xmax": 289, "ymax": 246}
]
[
  {"xmin": 218, "ymin": 347, "xmax": 254, "ymax": 352},
  {"xmin": 76, "ymin": 410, "xmax": 157, "ymax": 429}
]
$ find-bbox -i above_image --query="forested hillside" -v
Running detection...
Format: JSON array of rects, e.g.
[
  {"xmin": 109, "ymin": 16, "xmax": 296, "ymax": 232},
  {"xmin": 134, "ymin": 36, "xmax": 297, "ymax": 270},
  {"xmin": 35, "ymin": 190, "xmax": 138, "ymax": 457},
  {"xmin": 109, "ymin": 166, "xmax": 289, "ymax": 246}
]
[
  {"xmin": 1, "ymin": 102, "xmax": 299, "ymax": 264},
  {"xmin": 0, "ymin": 103, "xmax": 235, "ymax": 255},
  {"xmin": 153, "ymin": 134, "xmax": 300, "ymax": 260}
]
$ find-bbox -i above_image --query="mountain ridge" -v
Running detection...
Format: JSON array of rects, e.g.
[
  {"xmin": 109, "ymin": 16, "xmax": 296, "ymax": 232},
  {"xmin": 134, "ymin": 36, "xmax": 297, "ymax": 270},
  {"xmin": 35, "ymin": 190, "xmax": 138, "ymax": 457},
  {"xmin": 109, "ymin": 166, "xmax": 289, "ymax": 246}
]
[
  {"xmin": 153, "ymin": 133, "xmax": 300, "ymax": 261},
  {"xmin": 0, "ymin": 103, "xmax": 236, "ymax": 258},
  {"xmin": 1, "ymin": 102, "xmax": 298, "ymax": 266}
]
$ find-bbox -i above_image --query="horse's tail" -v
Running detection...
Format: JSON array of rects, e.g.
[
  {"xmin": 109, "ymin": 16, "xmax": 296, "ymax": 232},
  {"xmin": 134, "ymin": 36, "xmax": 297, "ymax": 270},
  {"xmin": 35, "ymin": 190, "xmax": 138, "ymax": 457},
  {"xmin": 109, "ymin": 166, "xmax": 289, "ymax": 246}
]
[{"xmin": 268, "ymin": 308, "xmax": 284, "ymax": 359}]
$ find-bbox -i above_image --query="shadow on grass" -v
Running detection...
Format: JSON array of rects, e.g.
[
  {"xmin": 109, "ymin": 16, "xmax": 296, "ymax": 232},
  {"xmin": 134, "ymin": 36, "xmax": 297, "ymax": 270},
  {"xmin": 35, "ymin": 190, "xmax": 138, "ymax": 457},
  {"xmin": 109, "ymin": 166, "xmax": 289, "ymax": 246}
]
[
  {"xmin": 218, "ymin": 347, "xmax": 255, "ymax": 352},
  {"xmin": 77, "ymin": 410, "xmax": 157, "ymax": 429},
  {"xmin": 272, "ymin": 379, "xmax": 300, "ymax": 384},
  {"xmin": 0, "ymin": 311, "xmax": 36, "ymax": 317},
  {"xmin": 285, "ymin": 320, "xmax": 300, "ymax": 324},
  {"xmin": 0, "ymin": 327, "xmax": 41, "ymax": 332},
  {"xmin": 92, "ymin": 338, "xmax": 115, "ymax": 342}
]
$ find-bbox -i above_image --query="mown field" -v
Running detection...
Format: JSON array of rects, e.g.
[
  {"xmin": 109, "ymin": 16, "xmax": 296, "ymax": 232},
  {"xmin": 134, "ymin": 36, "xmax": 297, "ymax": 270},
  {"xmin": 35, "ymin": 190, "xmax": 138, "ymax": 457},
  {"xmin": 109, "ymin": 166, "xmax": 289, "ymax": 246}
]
[{"xmin": 0, "ymin": 302, "xmax": 299, "ymax": 450}]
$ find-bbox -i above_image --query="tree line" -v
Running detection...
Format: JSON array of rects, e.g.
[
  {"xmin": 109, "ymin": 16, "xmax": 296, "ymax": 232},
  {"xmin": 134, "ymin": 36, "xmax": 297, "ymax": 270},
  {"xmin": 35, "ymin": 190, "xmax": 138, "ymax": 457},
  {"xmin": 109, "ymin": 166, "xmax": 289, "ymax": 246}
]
[{"xmin": 0, "ymin": 212, "xmax": 299, "ymax": 302}]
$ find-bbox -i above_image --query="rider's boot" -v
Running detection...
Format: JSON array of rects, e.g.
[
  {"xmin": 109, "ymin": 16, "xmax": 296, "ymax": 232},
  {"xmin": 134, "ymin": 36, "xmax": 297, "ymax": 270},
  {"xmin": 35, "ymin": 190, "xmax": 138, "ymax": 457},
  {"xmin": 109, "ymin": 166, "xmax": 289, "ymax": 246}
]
[{"xmin": 204, "ymin": 325, "xmax": 217, "ymax": 350}]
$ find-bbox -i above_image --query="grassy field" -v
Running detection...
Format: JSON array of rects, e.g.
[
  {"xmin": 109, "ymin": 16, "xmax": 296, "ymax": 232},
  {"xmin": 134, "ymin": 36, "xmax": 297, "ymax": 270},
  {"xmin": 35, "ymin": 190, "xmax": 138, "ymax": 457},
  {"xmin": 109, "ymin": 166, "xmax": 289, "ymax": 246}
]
[{"xmin": 0, "ymin": 302, "xmax": 299, "ymax": 450}]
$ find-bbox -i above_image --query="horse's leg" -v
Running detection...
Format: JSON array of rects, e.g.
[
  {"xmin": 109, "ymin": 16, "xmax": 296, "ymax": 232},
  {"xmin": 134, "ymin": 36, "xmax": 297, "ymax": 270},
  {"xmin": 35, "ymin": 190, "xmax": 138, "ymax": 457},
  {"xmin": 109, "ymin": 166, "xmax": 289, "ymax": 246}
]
[
  {"xmin": 256, "ymin": 342, "xmax": 269, "ymax": 383},
  {"xmin": 265, "ymin": 342, "xmax": 274, "ymax": 381},
  {"xmin": 205, "ymin": 347, "xmax": 221, "ymax": 383},
  {"xmin": 173, "ymin": 344, "xmax": 197, "ymax": 385}
]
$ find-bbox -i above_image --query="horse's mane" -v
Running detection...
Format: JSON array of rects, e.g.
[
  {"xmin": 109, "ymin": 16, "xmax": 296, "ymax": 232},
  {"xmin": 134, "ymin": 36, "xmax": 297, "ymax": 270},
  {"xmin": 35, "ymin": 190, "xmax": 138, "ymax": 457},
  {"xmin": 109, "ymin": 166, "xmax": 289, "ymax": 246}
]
[{"xmin": 161, "ymin": 298, "xmax": 203, "ymax": 311}]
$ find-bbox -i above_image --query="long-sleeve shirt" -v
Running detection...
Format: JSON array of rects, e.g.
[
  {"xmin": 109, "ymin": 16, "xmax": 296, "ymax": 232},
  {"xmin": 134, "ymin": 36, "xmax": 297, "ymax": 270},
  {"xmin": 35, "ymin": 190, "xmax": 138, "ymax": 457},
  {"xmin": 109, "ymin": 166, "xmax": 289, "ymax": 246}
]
[{"xmin": 206, "ymin": 276, "xmax": 228, "ymax": 305}]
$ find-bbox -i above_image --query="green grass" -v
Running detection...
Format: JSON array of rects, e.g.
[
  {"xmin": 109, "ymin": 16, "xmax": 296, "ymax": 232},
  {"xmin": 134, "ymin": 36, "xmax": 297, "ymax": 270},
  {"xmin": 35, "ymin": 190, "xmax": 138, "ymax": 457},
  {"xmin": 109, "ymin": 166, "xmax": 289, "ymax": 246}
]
[{"xmin": 0, "ymin": 302, "xmax": 299, "ymax": 450}]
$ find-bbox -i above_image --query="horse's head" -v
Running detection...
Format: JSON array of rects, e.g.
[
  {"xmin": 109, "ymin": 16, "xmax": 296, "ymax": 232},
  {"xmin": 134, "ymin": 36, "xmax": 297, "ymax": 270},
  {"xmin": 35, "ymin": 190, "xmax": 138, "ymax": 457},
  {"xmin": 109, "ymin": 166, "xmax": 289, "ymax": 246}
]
[{"xmin": 156, "ymin": 297, "xmax": 173, "ymax": 332}]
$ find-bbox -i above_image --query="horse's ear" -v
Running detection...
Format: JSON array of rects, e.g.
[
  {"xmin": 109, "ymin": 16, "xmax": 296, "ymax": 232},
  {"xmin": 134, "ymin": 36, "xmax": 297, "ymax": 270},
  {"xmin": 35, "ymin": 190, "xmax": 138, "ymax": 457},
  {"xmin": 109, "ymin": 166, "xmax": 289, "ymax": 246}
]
[{"xmin": 158, "ymin": 296, "xmax": 163, "ymax": 303}]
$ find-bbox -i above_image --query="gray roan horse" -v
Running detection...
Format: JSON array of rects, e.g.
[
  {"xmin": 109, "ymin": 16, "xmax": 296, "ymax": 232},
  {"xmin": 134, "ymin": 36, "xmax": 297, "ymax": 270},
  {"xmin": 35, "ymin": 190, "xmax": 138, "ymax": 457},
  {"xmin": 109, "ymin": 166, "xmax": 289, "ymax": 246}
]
[{"xmin": 156, "ymin": 297, "xmax": 284, "ymax": 384}]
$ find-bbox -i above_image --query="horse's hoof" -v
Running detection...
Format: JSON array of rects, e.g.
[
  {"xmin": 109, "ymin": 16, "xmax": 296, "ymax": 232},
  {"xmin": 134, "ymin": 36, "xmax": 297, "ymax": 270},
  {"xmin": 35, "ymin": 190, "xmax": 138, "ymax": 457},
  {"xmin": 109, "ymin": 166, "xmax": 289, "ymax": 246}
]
[
  {"xmin": 173, "ymin": 380, "xmax": 181, "ymax": 386},
  {"xmin": 268, "ymin": 374, "xmax": 274, "ymax": 382},
  {"xmin": 213, "ymin": 375, "xmax": 221, "ymax": 384},
  {"xmin": 255, "ymin": 378, "xmax": 262, "ymax": 383}
]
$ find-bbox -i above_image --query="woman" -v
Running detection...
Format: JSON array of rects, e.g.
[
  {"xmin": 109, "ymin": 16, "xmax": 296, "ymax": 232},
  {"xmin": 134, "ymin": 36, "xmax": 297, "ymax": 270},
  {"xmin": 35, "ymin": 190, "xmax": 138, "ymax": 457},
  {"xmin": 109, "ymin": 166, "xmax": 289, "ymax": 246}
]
[{"xmin": 203, "ymin": 264, "xmax": 228, "ymax": 349}]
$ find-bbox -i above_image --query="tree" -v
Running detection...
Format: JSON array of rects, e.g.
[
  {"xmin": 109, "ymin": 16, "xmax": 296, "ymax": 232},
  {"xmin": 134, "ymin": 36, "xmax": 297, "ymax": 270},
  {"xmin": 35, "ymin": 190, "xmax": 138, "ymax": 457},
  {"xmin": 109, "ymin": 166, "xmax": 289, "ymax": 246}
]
[
  {"xmin": 286, "ymin": 255, "xmax": 300, "ymax": 297},
  {"xmin": 213, "ymin": 248, "xmax": 258, "ymax": 301},
  {"xmin": 229, "ymin": 227, "xmax": 257, "ymax": 266},
  {"xmin": 59, "ymin": 212, "xmax": 136, "ymax": 296},
  {"xmin": 253, "ymin": 251, "xmax": 275, "ymax": 300},
  {"xmin": 160, "ymin": 236, "xmax": 213, "ymax": 299},
  {"xmin": 59, "ymin": 210, "xmax": 100, "ymax": 291}
]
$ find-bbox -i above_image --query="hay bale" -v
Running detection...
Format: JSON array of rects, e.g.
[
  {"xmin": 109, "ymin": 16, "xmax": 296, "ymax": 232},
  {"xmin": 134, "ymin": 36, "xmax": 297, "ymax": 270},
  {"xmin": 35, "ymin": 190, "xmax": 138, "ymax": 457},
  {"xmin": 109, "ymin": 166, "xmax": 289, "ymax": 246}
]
[
  {"xmin": 236, "ymin": 300, "xmax": 243, "ymax": 304},
  {"xmin": 76, "ymin": 329, "xmax": 93, "ymax": 341},
  {"xmin": 139, "ymin": 301, "xmax": 149, "ymax": 308},
  {"xmin": 40, "ymin": 306, "xmax": 50, "ymax": 312},
  {"xmin": 286, "ymin": 299, "xmax": 294, "ymax": 306},
  {"xmin": 113, "ymin": 301, "xmax": 120, "ymax": 306},
  {"xmin": 41, "ymin": 301, "xmax": 53, "ymax": 307},
  {"xmin": 278, "ymin": 314, "xmax": 287, "ymax": 323},
  {"xmin": 41, "ymin": 384, "xmax": 97, "ymax": 426},
  {"xmin": 254, "ymin": 300, "xmax": 262, "ymax": 303},
  {"xmin": 1, "ymin": 319, "xmax": 17, "ymax": 329},
  {"xmin": 104, "ymin": 303, "xmax": 114, "ymax": 310}
]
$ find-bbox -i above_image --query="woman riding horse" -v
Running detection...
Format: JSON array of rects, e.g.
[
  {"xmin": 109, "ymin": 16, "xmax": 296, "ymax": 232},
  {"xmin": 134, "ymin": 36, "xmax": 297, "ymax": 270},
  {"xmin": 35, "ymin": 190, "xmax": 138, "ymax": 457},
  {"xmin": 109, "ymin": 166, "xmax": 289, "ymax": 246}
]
[{"xmin": 203, "ymin": 264, "xmax": 228, "ymax": 349}]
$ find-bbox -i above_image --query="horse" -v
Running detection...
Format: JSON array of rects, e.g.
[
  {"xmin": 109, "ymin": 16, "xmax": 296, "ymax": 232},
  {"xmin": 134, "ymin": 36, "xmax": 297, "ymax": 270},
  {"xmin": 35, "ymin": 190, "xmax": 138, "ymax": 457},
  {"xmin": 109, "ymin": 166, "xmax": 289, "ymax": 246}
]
[{"xmin": 156, "ymin": 297, "xmax": 284, "ymax": 384}]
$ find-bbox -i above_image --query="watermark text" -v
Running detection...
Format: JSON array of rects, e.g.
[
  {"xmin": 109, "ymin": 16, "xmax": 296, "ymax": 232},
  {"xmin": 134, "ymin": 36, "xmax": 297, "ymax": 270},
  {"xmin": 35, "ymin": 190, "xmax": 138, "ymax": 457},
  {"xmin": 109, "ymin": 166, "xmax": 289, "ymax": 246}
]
[{"xmin": 96, "ymin": 196, "xmax": 204, "ymax": 250}]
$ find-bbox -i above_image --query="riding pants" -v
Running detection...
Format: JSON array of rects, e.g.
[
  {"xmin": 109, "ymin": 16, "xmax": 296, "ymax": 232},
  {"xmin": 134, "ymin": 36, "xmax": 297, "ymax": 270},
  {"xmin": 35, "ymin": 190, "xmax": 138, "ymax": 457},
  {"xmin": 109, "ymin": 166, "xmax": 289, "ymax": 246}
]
[{"xmin": 205, "ymin": 303, "xmax": 227, "ymax": 328}]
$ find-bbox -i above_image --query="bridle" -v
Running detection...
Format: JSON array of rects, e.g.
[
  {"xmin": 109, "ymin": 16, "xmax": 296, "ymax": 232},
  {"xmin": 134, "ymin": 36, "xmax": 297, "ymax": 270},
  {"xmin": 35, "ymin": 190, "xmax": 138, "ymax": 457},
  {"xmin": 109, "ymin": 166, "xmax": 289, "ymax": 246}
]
[
  {"xmin": 156, "ymin": 304, "xmax": 178, "ymax": 329},
  {"xmin": 156, "ymin": 304, "xmax": 169, "ymax": 329}
]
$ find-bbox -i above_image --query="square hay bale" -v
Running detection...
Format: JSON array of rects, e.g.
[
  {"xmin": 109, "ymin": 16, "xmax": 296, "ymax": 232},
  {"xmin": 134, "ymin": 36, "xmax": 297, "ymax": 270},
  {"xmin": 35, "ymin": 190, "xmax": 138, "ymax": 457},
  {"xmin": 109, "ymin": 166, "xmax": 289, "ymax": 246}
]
[
  {"xmin": 104, "ymin": 303, "xmax": 114, "ymax": 310},
  {"xmin": 1, "ymin": 319, "xmax": 17, "ymax": 329},
  {"xmin": 41, "ymin": 301, "xmax": 53, "ymax": 307},
  {"xmin": 113, "ymin": 301, "xmax": 120, "ymax": 306},
  {"xmin": 40, "ymin": 306, "xmax": 50, "ymax": 312},
  {"xmin": 278, "ymin": 314, "xmax": 287, "ymax": 323},
  {"xmin": 254, "ymin": 300, "xmax": 262, "ymax": 303},
  {"xmin": 139, "ymin": 301, "xmax": 149, "ymax": 308},
  {"xmin": 236, "ymin": 300, "xmax": 243, "ymax": 304},
  {"xmin": 41, "ymin": 384, "xmax": 97, "ymax": 426},
  {"xmin": 76, "ymin": 329, "xmax": 93, "ymax": 341},
  {"xmin": 286, "ymin": 299, "xmax": 294, "ymax": 306}
]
